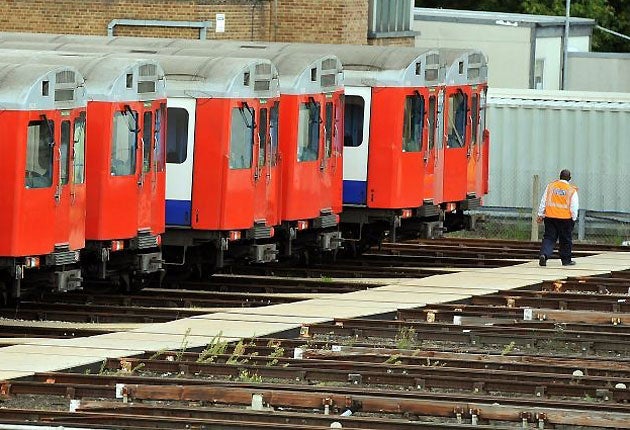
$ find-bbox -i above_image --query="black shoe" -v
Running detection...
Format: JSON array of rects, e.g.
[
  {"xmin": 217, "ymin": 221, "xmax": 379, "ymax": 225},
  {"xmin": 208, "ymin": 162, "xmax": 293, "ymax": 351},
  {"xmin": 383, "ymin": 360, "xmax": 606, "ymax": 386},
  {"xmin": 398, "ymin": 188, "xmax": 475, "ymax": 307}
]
[
  {"xmin": 562, "ymin": 261, "xmax": 576, "ymax": 266},
  {"xmin": 539, "ymin": 255, "xmax": 547, "ymax": 266}
]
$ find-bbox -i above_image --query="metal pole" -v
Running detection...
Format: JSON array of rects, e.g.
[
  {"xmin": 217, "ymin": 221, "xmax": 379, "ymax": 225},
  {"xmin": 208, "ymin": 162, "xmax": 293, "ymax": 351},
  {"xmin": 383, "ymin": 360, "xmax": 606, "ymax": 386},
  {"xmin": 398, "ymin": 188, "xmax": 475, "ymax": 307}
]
[
  {"xmin": 531, "ymin": 175, "xmax": 540, "ymax": 242},
  {"xmin": 561, "ymin": 0, "xmax": 571, "ymax": 90}
]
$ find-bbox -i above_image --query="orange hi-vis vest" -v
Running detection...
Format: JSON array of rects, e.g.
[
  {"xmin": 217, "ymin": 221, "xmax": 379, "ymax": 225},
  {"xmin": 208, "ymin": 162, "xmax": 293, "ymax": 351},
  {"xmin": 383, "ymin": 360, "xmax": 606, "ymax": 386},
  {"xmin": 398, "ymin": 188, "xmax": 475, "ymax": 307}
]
[{"xmin": 544, "ymin": 180, "xmax": 575, "ymax": 219}]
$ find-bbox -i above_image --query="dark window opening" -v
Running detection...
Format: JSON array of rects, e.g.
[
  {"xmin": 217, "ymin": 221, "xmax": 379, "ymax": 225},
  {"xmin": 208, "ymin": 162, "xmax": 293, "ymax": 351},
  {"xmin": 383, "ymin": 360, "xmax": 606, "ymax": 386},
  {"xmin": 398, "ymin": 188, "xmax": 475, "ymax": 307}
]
[
  {"xmin": 447, "ymin": 92, "xmax": 467, "ymax": 149},
  {"xmin": 25, "ymin": 119, "xmax": 54, "ymax": 188},
  {"xmin": 402, "ymin": 94, "xmax": 424, "ymax": 152},
  {"xmin": 166, "ymin": 107, "xmax": 189, "ymax": 164},
  {"xmin": 60, "ymin": 120, "xmax": 70, "ymax": 185},
  {"xmin": 344, "ymin": 95, "xmax": 364, "ymax": 148}
]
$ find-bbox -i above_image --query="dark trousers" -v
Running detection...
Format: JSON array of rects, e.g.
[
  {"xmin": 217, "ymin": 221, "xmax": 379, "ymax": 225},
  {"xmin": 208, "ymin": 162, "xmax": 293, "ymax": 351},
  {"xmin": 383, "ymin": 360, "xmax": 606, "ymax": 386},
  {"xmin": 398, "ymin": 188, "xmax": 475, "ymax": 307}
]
[{"xmin": 540, "ymin": 217, "xmax": 574, "ymax": 263}]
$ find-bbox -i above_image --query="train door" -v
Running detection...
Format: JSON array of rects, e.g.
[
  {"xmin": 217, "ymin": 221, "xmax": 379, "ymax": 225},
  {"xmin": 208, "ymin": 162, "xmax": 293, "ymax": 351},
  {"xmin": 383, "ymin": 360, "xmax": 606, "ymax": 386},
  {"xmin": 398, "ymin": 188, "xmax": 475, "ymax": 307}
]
[
  {"xmin": 433, "ymin": 89, "xmax": 445, "ymax": 204},
  {"xmin": 165, "ymin": 98, "xmax": 196, "ymax": 226},
  {"xmin": 443, "ymin": 87, "xmax": 468, "ymax": 203},
  {"xmin": 25, "ymin": 114, "xmax": 59, "ymax": 250},
  {"xmin": 68, "ymin": 112, "xmax": 87, "ymax": 249},
  {"xmin": 342, "ymin": 87, "xmax": 371, "ymax": 205},
  {"xmin": 479, "ymin": 88, "xmax": 489, "ymax": 196},
  {"xmin": 249, "ymin": 101, "xmax": 269, "ymax": 225},
  {"xmin": 151, "ymin": 103, "xmax": 167, "ymax": 233},
  {"xmin": 466, "ymin": 87, "xmax": 479, "ymax": 197},
  {"xmin": 138, "ymin": 108, "xmax": 154, "ymax": 231},
  {"xmin": 260, "ymin": 101, "xmax": 281, "ymax": 226},
  {"xmin": 423, "ymin": 91, "xmax": 438, "ymax": 204}
]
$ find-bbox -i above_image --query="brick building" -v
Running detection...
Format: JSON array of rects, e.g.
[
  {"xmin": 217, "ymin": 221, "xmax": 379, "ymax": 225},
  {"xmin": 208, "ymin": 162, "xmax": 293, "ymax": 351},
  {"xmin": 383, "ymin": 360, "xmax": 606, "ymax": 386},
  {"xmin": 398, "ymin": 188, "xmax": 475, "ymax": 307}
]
[{"xmin": 0, "ymin": 0, "xmax": 415, "ymax": 46}]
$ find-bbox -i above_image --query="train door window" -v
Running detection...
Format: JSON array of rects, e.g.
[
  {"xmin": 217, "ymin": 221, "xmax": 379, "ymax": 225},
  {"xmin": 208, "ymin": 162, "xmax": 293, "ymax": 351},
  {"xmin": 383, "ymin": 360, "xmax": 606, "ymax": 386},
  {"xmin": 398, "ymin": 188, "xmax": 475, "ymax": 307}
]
[
  {"xmin": 166, "ymin": 107, "xmax": 188, "ymax": 164},
  {"xmin": 480, "ymin": 89, "xmax": 487, "ymax": 145},
  {"xmin": 60, "ymin": 120, "xmax": 70, "ymax": 185},
  {"xmin": 437, "ymin": 92, "xmax": 444, "ymax": 150},
  {"xmin": 344, "ymin": 95, "xmax": 364, "ymax": 148},
  {"xmin": 143, "ymin": 111, "xmax": 152, "ymax": 173},
  {"xmin": 230, "ymin": 105, "xmax": 254, "ymax": 169},
  {"xmin": 471, "ymin": 94, "xmax": 479, "ymax": 146},
  {"xmin": 73, "ymin": 112, "xmax": 86, "ymax": 184},
  {"xmin": 25, "ymin": 119, "xmax": 54, "ymax": 189},
  {"xmin": 428, "ymin": 95, "xmax": 436, "ymax": 150},
  {"xmin": 334, "ymin": 95, "xmax": 344, "ymax": 154},
  {"xmin": 155, "ymin": 104, "xmax": 166, "ymax": 171},
  {"xmin": 325, "ymin": 101, "xmax": 333, "ymax": 158},
  {"xmin": 269, "ymin": 102, "xmax": 279, "ymax": 166},
  {"xmin": 447, "ymin": 92, "xmax": 467, "ymax": 149},
  {"xmin": 111, "ymin": 109, "xmax": 138, "ymax": 176},
  {"xmin": 402, "ymin": 94, "xmax": 424, "ymax": 152},
  {"xmin": 258, "ymin": 108, "xmax": 268, "ymax": 168},
  {"xmin": 297, "ymin": 100, "xmax": 320, "ymax": 162}
]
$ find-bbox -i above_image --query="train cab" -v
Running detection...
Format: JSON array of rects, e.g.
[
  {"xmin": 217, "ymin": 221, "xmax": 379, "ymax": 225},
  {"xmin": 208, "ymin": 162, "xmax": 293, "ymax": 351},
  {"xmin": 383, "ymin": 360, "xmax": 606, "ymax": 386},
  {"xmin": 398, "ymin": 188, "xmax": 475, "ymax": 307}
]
[
  {"xmin": 441, "ymin": 49, "xmax": 489, "ymax": 231},
  {"xmin": 0, "ymin": 50, "xmax": 168, "ymax": 290},
  {"xmin": 0, "ymin": 62, "xmax": 86, "ymax": 301},
  {"xmin": 152, "ymin": 55, "xmax": 282, "ymax": 272}
]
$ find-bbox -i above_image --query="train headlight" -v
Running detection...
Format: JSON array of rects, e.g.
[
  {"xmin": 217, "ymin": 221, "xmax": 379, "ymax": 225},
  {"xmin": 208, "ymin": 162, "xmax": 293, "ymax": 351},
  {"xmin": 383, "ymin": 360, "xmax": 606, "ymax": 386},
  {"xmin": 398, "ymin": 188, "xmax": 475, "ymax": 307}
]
[
  {"xmin": 111, "ymin": 240, "xmax": 125, "ymax": 252},
  {"xmin": 24, "ymin": 256, "xmax": 40, "ymax": 269},
  {"xmin": 401, "ymin": 209, "xmax": 413, "ymax": 219},
  {"xmin": 296, "ymin": 220, "xmax": 309, "ymax": 231},
  {"xmin": 228, "ymin": 231, "xmax": 242, "ymax": 241}
]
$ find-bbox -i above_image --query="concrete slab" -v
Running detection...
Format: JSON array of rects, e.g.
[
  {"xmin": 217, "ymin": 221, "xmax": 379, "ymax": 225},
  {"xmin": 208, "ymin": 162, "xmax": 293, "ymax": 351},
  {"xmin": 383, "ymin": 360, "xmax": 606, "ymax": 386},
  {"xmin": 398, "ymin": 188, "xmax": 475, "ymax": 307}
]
[{"xmin": 0, "ymin": 371, "xmax": 33, "ymax": 380}]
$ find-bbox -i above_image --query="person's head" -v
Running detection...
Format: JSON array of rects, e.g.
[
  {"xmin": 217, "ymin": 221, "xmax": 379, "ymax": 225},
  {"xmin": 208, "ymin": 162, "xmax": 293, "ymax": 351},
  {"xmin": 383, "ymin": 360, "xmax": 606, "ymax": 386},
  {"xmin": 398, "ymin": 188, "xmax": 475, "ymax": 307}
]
[{"xmin": 560, "ymin": 169, "xmax": 571, "ymax": 181}]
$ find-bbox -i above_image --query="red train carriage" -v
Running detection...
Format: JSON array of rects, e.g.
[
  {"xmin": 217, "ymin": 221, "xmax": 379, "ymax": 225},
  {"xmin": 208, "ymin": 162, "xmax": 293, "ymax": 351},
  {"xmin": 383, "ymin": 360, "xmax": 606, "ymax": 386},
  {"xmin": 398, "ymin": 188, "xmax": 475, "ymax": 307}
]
[
  {"xmin": 440, "ymin": 49, "xmax": 488, "ymax": 231},
  {"xmin": 0, "ymin": 50, "xmax": 168, "ymax": 289},
  {"xmin": 167, "ymin": 45, "xmax": 345, "ymax": 258},
  {"xmin": 0, "ymin": 63, "xmax": 86, "ymax": 301},
  {"xmin": 151, "ymin": 55, "xmax": 281, "ymax": 273}
]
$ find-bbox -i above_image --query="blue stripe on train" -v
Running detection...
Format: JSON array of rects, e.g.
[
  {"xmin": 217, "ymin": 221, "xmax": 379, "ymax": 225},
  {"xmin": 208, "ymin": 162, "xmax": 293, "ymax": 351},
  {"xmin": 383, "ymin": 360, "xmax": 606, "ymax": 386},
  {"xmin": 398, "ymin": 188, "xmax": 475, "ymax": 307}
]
[
  {"xmin": 343, "ymin": 180, "xmax": 367, "ymax": 205},
  {"xmin": 166, "ymin": 200, "xmax": 192, "ymax": 226}
]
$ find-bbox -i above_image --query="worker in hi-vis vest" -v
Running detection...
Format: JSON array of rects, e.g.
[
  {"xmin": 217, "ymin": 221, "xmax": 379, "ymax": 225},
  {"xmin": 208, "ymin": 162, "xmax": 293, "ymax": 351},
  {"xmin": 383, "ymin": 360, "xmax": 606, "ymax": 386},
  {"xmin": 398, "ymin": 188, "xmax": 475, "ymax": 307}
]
[{"xmin": 537, "ymin": 169, "xmax": 579, "ymax": 266}]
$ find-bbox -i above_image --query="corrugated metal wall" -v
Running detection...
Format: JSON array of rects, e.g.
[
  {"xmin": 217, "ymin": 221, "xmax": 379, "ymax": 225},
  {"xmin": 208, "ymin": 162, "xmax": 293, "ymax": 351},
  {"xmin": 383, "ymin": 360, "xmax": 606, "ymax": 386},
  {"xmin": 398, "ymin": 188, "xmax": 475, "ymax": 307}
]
[{"xmin": 486, "ymin": 89, "xmax": 630, "ymax": 212}]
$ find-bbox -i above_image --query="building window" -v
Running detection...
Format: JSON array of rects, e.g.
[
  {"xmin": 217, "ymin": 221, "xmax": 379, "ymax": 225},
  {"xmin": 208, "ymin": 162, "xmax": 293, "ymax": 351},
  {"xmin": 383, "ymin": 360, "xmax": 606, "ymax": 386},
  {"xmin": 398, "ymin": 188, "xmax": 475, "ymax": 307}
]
[{"xmin": 368, "ymin": 0, "xmax": 412, "ymax": 35}]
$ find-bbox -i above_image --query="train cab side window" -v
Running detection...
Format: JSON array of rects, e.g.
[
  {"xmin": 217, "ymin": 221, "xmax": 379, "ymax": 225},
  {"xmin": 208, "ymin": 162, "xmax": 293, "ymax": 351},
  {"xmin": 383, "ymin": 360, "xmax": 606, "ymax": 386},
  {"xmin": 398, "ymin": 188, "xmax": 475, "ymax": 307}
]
[
  {"xmin": 471, "ymin": 94, "xmax": 479, "ymax": 146},
  {"xmin": 259, "ymin": 108, "xmax": 268, "ymax": 167},
  {"xmin": 447, "ymin": 92, "xmax": 467, "ymax": 149},
  {"xmin": 230, "ymin": 105, "xmax": 254, "ymax": 169},
  {"xmin": 344, "ymin": 95, "xmax": 364, "ymax": 148},
  {"xmin": 155, "ymin": 104, "xmax": 166, "ymax": 171},
  {"xmin": 166, "ymin": 107, "xmax": 188, "ymax": 164},
  {"xmin": 25, "ymin": 119, "xmax": 54, "ymax": 189},
  {"xmin": 269, "ymin": 102, "xmax": 279, "ymax": 166},
  {"xmin": 143, "ymin": 111, "xmax": 153, "ymax": 173},
  {"xmin": 73, "ymin": 113, "xmax": 86, "ymax": 184},
  {"xmin": 480, "ymin": 90, "xmax": 487, "ymax": 145},
  {"xmin": 402, "ymin": 94, "xmax": 424, "ymax": 152},
  {"xmin": 111, "ymin": 109, "xmax": 138, "ymax": 176},
  {"xmin": 297, "ymin": 100, "xmax": 320, "ymax": 162},
  {"xmin": 325, "ymin": 101, "xmax": 333, "ymax": 158},
  {"xmin": 428, "ymin": 95, "xmax": 436, "ymax": 150},
  {"xmin": 60, "ymin": 120, "xmax": 71, "ymax": 185}
]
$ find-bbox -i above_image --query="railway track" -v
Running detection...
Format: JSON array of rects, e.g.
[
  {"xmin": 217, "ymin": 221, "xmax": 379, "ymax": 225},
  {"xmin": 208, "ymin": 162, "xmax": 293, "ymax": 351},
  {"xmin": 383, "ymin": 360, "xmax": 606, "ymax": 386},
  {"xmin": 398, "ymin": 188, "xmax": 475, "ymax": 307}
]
[{"xmin": 0, "ymin": 238, "xmax": 628, "ymax": 428}]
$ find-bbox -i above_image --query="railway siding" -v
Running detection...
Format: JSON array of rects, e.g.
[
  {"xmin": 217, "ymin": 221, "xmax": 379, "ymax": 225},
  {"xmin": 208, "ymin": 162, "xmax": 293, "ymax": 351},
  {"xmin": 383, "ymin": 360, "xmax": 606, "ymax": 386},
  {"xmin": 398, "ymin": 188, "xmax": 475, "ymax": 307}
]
[{"xmin": 0, "ymin": 250, "xmax": 629, "ymax": 381}]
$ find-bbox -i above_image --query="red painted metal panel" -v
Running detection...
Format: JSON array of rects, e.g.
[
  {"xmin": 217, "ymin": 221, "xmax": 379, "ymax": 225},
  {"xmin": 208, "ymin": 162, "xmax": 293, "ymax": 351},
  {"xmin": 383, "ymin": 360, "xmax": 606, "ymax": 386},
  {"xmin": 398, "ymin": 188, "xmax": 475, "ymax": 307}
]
[{"xmin": 366, "ymin": 87, "xmax": 427, "ymax": 209}]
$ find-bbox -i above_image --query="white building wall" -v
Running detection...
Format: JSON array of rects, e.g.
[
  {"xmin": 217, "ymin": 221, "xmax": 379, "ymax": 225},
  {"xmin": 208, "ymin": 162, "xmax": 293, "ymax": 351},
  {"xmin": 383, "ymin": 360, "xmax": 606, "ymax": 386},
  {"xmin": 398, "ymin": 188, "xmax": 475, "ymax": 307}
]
[
  {"xmin": 567, "ymin": 54, "xmax": 630, "ymax": 92},
  {"xmin": 485, "ymin": 88, "xmax": 630, "ymax": 213},
  {"xmin": 414, "ymin": 20, "xmax": 531, "ymax": 88},
  {"xmin": 534, "ymin": 37, "xmax": 562, "ymax": 90}
]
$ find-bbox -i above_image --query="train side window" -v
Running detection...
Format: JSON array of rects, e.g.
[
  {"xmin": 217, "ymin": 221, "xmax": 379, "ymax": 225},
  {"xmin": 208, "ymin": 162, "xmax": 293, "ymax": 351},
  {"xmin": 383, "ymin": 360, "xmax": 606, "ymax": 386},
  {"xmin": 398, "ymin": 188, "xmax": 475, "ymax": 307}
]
[
  {"xmin": 402, "ymin": 94, "xmax": 424, "ymax": 152},
  {"xmin": 447, "ymin": 92, "xmax": 467, "ymax": 149},
  {"xmin": 325, "ymin": 101, "xmax": 333, "ymax": 158},
  {"xmin": 428, "ymin": 95, "xmax": 436, "ymax": 150},
  {"xmin": 259, "ymin": 108, "xmax": 268, "ymax": 167},
  {"xmin": 60, "ymin": 120, "xmax": 71, "ymax": 185},
  {"xmin": 480, "ymin": 90, "xmax": 487, "ymax": 144},
  {"xmin": 142, "ymin": 111, "xmax": 152, "ymax": 173},
  {"xmin": 471, "ymin": 94, "xmax": 479, "ymax": 146},
  {"xmin": 155, "ymin": 104, "xmax": 166, "ymax": 171},
  {"xmin": 73, "ymin": 113, "xmax": 86, "ymax": 184},
  {"xmin": 25, "ymin": 119, "xmax": 54, "ymax": 189},
  {"xmin": 230, "ymin": 105, "xmax": 254, "ymax": 169},
  {"xmin": 297, "ymin": 100, "xmax": 320, "ymax": 162},
  {"xmin": 166, "ymin": 107, "xmax": 188, "ymax": 164},
  {"xmin": 344, "ymin": 95, "xmax": 364, "ymax": 148},
  {"xmin": 111, "ymin": 109, "xmax": 138, "ymax": 176},
  {"xmin": 269, "ymin": 102, "xmax": 279, "ymax": 166}
]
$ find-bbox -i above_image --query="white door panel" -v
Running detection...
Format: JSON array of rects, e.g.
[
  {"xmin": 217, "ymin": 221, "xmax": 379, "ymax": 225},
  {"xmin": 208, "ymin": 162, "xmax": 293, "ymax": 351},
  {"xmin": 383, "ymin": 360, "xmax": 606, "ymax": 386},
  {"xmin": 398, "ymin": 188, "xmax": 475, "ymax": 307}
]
[
  {"xmin": 343, "ymin": 86, "xmax": 371, "ymax": 182},
  {"xmin": 166, "ymin": 97, "xmax": 196, "ymax": 202}
]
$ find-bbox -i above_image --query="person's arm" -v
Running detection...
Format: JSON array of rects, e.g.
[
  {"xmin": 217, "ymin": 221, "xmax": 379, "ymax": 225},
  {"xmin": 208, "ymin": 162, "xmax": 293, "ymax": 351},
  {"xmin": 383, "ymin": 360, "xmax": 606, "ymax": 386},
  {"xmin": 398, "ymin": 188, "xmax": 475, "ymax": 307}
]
[
  {"xmin": 570, "ymin": 191, "xmax": 579, "ymax": 221},
  {"xmin": 537, "ymin": 185, "xmax": 549, "ymax": 219}
]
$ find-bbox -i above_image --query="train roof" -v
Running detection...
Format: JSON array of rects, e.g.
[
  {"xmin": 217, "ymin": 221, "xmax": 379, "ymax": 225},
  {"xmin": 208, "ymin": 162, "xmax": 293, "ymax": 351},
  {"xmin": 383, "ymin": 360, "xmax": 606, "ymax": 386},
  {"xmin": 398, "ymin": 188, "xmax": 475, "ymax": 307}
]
[
  {"xmin": 440, "ymin": 48, "xmax": 488, "ymax": 86},
  {"xmin": 0, "ymin": 33, "xmax": 342, "ymax": 95},
  {"xmin": 0, "ymin": 41, "xmax": 280, "ymax": 99},
  {"xmin": 0, "ymin": 62, "xmax": 86, "ymax": 110},
  {"xmin": 0, "ymin": 49, "xmax": 166, "ymax": 102}
]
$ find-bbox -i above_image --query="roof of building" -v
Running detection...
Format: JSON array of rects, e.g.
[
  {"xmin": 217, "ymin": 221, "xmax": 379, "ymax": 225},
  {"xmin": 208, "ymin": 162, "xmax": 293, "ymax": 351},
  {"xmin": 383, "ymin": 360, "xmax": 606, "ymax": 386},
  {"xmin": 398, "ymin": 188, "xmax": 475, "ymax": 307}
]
[{"xmin": 414, "ymin": 7, "xmax": 596, "ymax": 28}]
